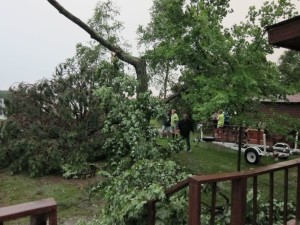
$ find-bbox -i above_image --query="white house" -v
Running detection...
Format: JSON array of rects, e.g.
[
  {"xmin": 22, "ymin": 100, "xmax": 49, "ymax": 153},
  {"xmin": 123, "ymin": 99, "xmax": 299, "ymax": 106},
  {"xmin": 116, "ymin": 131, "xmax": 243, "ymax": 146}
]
[{"xmin": 0, "ymin": 97, "xmax": 6, "ymax": 120}]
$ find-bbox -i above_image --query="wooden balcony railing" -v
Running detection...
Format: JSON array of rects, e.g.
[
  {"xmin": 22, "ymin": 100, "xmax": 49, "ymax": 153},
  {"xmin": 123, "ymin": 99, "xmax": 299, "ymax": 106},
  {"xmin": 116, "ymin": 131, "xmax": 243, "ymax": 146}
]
[
  {"xmin": 0, "ymin": 198, "xmax": 57, "ymax": 225},
  {"xmin": 147, "ymin": 158, "xmax": 300, "ymax": 225}
]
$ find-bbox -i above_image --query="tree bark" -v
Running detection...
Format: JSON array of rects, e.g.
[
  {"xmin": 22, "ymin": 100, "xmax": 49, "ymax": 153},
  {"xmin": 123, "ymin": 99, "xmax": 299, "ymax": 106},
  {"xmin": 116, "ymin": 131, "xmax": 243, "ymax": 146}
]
[
  {"xmin": 163, "ymin": 63, "xmax": 170, "ymax": 99},
  {"xmin": 164, "ymin": 86, "xmax": 188, "ymax": 103},
  {"xmin": 46, "ymin": 0, "xmax": 148, "ymax": 96}
]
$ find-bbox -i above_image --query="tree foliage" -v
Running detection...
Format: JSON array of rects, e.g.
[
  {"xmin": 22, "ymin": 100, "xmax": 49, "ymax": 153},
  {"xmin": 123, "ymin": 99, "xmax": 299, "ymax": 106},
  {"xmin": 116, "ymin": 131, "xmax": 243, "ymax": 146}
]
[
  {"xmin": 0, "ymin": 40, "xmax": 187, "ymax": 225},
  {"xmin": 278, "ymin": 50, "xmax": 300, "ymax": 92},
  {"xmin": 0, "ymin": 43, "xmax": 125, "ymax": 176},
  {"xmin": 88, "ymin": 1, "xmax": 299, "ymax": 223},
  {"xmin": 89, "ymin": 73, "xmax": 189, "ymax": 225},
  {"xmin": 91, "ymin": 160, "xmax": 188, "ymax": 225},
  {"xmin": 0, "ymin": 90, "xmax": 8, "ymax": 98},
  {"xmin": 47, "ymin": 0, "xmax": 148, "ymax": 96},
  {"xmin": 139, "ymin": 0, "xmax": 298, "ymax": 123}
]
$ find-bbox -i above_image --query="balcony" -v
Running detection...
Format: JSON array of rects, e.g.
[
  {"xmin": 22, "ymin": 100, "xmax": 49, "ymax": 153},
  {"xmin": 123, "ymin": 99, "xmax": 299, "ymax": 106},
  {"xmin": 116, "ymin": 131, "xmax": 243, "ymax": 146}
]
[{"xmin": 147, "ymin": 158, "xmax": 300, "ymax": 225}]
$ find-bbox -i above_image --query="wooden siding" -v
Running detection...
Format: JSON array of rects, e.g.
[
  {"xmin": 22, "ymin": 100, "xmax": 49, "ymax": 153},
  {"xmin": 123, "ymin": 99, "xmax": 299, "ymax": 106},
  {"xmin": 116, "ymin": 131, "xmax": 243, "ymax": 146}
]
[
  {"xmin": 266, "ymin": 15, "xmax": 300, "ymax": 51},
  {"xmin": 260, "ymin": 102, "xmax": 300, "ymax": 118}
]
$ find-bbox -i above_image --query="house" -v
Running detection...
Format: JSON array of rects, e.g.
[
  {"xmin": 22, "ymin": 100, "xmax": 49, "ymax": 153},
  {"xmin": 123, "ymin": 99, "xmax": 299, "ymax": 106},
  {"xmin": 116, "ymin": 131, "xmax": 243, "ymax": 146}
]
[
  {"xmin": 0, "ymin": 91, "xmax": 7, "ymax": 121},
  {"xmin": 245, "ymin": 95, "xmax": 300, "ymax": 146},
  {"xmin": 264, "ymin": 16, "xmax": 300, "ymax": 117},
  {"xmin": 212, "ymin": 95, "xmax": 300, "ymax": 145},
  {"xmin": 0, "ymin": 98, "xmax": 5, "ymax": 120},
  {"xmin": 260, "ymin": 94, "xmax": 300, "ymax": 118}
]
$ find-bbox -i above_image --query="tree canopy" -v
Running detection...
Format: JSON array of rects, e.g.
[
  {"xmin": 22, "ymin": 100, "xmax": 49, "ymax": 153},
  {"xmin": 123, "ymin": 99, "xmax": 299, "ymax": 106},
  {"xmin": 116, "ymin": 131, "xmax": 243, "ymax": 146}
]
[
  {"xmin": 0, "ymin": 90, "xmax": 8, "ymax": 98},
  {"xmin": 47, "ymin": 0, "xmax": 149, "ymax": 96},
  {"xmin": 138, "ymin": 0, "xmax": 298, "ymax": 122},
  {"xmin": 0, "ymin": 43, "xmax": 127, "ymax": 176},
  {"xmin": 278, "ymin": 50, "xmax": 300, "ymax": 92}
]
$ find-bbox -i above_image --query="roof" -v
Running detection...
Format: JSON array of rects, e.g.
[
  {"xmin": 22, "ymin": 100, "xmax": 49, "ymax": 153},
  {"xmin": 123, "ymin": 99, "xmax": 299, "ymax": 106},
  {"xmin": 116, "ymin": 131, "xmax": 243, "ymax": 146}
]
[
  {"xmin": 261, "ymin": 94, "xmax": 300, "ymax": 103},
  {"xmin": 266, "ymin": 15, "xmax": 300, "ymax": 51},
  {"xmin": 286, "ymin": 94, "xmax": 300, "ymax": 102}
]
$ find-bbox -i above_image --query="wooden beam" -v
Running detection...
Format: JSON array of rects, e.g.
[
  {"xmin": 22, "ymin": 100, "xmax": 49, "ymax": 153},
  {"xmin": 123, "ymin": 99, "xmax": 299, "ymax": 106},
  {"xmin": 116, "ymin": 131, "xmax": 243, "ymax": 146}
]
[
  {"xmin": 0, "ymin": 198, "xmax": 57, "ymax": 225},
  {"xmin": 267, "ymin": 16, "xmax": 300, "ymax": 51}
]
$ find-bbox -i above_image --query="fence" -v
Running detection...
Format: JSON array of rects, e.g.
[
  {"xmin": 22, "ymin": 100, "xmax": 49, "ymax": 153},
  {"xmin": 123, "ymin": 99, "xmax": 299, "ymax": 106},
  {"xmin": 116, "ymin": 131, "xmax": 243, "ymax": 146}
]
[
  {"xmin": 0, "ymin": 198, "xmax": 57, "ymax": 225},
  {"xmin": 147, "ymin": 158, "xmax": 300, "ymax": 225}
]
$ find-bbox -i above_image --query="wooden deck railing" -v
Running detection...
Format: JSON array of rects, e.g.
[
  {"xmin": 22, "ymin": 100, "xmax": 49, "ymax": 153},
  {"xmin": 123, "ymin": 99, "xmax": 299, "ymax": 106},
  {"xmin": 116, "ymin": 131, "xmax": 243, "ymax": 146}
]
[
  {"xmin": 0, "ymin": 198, "xmax": 57, "ymax": 225},
  {"xmin": 147, "ymin": 158, "xmax": 300, "ymax": 225}
]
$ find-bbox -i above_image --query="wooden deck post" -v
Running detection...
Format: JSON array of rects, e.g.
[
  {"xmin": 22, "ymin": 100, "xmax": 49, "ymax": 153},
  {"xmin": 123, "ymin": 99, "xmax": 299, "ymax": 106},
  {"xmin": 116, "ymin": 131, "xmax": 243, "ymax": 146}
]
[
  {"xmin": 188, "ymin": 179, "xmax": 201, "ymax": 225},
  {"xmin": 30, "ymin": 213, "xmax": 47, "ymax": 225},
  {"xmin": 296, "ymin": 166, "xmax": 300, "ymax": 223},
  {"xmin": 230, "ymin": 178, "xmax": 247, "ymax": 225},
  {"xmin": 49, "ymin": 207, "xmax": 57, "ymax": 225},
  {"xmin": 147, "ymin": 200, "xmax": 156, "ymax": 225}
]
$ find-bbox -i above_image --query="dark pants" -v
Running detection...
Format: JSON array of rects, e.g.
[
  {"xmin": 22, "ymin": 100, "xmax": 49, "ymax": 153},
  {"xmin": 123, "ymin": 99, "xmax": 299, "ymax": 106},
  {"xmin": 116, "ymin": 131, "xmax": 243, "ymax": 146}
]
[{"xmin": 182, "ymin": 135, "xmax": 190, "ymax": 151}]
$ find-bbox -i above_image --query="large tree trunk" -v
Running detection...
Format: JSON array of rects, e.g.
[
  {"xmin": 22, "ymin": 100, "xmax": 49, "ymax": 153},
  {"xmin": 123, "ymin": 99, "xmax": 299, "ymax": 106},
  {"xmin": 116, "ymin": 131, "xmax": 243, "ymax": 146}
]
[
  {"xmin": 47, "ymin": 0, "xmax": 148, "ymax": 96},
  {"xmin": 163, "ymin": 63, "xmax": 170, "ymax": 99},
  {"xmin": 134, "ymin": 58, "xmax": 148, "ymax": 95}
]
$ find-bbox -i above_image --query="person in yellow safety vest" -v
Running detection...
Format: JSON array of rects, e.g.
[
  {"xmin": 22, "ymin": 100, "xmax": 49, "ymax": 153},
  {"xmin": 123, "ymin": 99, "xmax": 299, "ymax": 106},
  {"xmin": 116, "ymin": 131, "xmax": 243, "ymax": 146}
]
[{"xmin": 217, "ymin": 110, "xmax": 224, "ymax": 136}]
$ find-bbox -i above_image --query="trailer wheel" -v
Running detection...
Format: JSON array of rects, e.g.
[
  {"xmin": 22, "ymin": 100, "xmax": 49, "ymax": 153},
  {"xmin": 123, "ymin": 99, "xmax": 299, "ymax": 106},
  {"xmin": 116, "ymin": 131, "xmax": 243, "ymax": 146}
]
[{"xmin": 244, "ymin": 148, "xmax": 261, "ymax": 164}]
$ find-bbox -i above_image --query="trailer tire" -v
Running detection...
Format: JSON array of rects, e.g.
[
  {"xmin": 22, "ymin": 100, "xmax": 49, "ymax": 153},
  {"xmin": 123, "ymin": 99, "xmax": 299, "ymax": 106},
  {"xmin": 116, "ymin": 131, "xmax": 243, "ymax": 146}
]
[{"xmin": 244, "ymin": 148, "xmax": 261, "ymax": 165}]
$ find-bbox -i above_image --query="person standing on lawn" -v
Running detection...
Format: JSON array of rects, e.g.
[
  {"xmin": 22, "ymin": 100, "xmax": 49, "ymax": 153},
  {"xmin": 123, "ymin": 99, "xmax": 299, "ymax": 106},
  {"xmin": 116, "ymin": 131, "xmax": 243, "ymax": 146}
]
[
  {"xmin": 178, "ymin": 113, "xmax": 194, "ymax": 152},
  {"xmin": 160, "ymin": 110, "xmax": 171, "ymax": 138},
  {"xmin": 171, "ymin": 109, "xmax": 179, "ymax": 139}
]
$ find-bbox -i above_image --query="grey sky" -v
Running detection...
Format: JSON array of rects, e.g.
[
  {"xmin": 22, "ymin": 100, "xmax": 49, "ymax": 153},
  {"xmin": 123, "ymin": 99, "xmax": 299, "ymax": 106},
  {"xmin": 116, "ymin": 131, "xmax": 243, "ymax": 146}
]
[{"xmin": 0, "ymin": 0, "xmax": 299, "ymax": 90}]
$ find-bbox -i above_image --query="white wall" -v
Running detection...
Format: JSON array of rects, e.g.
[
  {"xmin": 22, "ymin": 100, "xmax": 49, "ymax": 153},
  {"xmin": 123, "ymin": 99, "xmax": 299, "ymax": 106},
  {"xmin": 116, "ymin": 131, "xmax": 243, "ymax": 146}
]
[{"xmin": 0, "ymin": 98, "xmax": 6, "ymax": 120}]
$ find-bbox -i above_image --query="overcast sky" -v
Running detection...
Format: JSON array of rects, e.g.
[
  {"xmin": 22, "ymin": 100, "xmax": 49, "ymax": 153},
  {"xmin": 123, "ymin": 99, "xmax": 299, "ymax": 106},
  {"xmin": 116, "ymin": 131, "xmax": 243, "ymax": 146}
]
[{"xmin": 0, "ymin": 0, "xmax": 299, "ymax": 90}]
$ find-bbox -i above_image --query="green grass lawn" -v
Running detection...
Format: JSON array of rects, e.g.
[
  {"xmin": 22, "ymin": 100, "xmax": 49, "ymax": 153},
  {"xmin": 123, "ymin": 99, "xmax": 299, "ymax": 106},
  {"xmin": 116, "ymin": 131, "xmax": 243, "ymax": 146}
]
[
  {"xmin": 0, "ymin": 169, "xmax": 104, "ymax": 224},
  {"xmin": 171, "ymin": 141, "xmax": 274, "ymax": 174}
]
